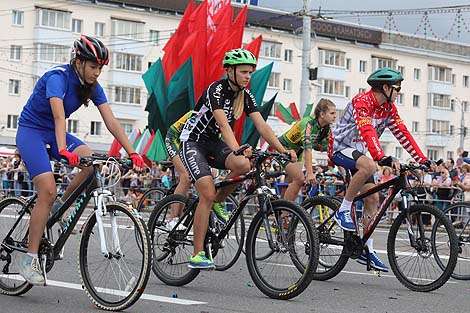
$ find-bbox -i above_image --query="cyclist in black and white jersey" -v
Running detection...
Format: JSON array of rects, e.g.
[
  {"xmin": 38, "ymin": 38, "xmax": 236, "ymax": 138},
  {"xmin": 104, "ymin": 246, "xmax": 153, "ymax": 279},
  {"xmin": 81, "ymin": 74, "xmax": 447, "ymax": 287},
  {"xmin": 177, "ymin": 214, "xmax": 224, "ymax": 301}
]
[{"xmin": 179, "ymin": 48, "xmax": 296, "ymax": 269}]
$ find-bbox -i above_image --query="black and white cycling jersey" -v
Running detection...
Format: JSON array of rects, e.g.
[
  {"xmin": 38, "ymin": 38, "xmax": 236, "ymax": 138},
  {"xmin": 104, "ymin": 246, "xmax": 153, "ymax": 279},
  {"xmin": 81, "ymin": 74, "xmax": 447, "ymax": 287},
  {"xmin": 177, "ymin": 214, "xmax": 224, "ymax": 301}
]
[{"xmin": 179, "ymin": 79, "xmax": 258, "ymax": 142}]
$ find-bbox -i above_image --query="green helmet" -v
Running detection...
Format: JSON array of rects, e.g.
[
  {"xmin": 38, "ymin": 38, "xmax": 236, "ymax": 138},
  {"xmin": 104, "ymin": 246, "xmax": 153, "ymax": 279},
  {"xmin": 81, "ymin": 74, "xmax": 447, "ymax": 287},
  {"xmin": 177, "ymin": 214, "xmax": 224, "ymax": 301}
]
[
  {"xmin": 367, "ymin": 67, "xmax": 403, "ymax": 87},
  {"xmin": 223, "ymin": 48, "xmax": 257, "ymax": 68}
]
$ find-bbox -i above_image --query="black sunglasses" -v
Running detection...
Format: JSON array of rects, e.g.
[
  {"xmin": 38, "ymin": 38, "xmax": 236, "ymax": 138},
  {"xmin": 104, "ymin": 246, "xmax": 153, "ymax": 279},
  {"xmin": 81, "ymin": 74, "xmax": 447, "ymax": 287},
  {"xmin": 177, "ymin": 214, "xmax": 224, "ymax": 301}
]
[{"xmin": 390, "ymin": 84, "xmax": 401, "ymax": 92}]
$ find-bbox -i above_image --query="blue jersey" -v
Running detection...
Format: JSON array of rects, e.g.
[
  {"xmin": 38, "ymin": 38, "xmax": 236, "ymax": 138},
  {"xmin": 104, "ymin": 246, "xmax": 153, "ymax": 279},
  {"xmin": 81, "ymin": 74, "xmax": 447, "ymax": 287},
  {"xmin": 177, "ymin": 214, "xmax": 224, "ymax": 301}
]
[{"xmin": 19, "ymin": 64, "xmax": 107, "ymax": 130}]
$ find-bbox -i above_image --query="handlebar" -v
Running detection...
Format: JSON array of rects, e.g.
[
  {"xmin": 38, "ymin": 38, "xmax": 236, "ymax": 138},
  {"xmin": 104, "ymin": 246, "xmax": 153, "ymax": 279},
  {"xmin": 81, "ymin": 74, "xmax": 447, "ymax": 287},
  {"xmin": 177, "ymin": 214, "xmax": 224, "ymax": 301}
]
[{"xmin": 60, "ymin": 153, "xmax": 133, "ymax": 169}]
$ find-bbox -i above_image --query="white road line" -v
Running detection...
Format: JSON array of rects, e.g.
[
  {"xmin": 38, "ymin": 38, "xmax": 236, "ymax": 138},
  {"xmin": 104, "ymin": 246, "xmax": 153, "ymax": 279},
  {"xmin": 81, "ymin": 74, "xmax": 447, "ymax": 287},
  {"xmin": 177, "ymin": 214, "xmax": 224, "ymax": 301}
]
[{"xmin": 0, "ymin": 275, "xmax": 206, "ymax": 305}]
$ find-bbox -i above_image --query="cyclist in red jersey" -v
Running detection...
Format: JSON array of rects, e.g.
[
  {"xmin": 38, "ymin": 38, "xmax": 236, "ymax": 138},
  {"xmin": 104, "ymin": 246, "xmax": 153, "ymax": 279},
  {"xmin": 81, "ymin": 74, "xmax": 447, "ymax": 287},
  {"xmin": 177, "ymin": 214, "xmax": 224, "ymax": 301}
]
[{"xmin": 328, "ymin": 67, "xmax": 430, "ymax": 272}]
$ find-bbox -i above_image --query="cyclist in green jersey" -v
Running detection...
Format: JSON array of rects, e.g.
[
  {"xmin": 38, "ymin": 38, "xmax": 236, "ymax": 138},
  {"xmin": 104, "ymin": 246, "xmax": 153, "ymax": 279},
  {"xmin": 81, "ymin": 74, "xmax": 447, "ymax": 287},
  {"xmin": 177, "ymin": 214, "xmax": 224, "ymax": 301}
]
[{"xmin": 278, "ymin": 99, "xmax": 336, "ymax": 202}]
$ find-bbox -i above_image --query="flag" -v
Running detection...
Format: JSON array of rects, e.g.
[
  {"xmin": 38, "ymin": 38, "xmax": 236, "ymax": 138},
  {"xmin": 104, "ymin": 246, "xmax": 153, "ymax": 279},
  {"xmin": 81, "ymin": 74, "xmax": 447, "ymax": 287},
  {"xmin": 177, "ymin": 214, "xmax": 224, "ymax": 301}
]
[
  {"xmin": 120, "ymin": 129, "xmax": 141, "ymax": 157},
  {"xmin": 166, "ymin": 58, "xmax": 195, "ymax": 127},
  {"xmin": 303, "ymin": 103, "xmax": 314, "ymax": 118},
  {"xmin": 134, "ymin": 128, "xmax": 152, "ymax": 155},
  {"xmin": 289, "ymin": 102, "xmax": 301, "ymax": 121},
  {"xmin": 162, "ymin": 0, "xmax": 196, "ymax": 82},
  {"xmin": 141, "ymin": 131, "xmax": 156, "ymax": 167},
  {"xmin": 144, "ymin": 130, "xmax": 168, "ymax": 163},
  {"xmin": 242, "ymin": 93, "xmax": 277, "ymax": 147},
  {"xmin": 244, "ymin": 35, "xmax": 263, "ymax": 57},
  {"xmin": 108, "ymin": 138, "xmax": 122, "ymax": 158},
  {"xmin": 275, "ymin": 103, "xmax": 296, "ymax": 125}
]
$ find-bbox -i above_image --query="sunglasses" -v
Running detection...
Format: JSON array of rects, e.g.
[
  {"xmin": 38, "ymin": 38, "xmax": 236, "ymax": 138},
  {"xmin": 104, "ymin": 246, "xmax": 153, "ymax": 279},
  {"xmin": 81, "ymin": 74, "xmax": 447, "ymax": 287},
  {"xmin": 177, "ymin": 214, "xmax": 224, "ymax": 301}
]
[{"xmin": 390, "ymin": 85, "xmax": 401, "ymax": 92}]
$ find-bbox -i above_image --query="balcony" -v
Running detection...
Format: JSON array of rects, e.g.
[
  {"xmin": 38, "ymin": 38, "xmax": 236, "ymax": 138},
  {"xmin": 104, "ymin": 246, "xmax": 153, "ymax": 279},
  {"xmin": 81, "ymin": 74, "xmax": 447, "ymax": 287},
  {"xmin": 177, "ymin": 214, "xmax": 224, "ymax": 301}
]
[
  {"xmin": 427, "ymin": 81, "xmax": 452, "ymax": 95},
  {"xmin": 316, "ymin": 65, "xmax": 346, "ymax": 81},
  {"xmin": 425, "ymin": 133, "xmax": 450, "ymax": 147},
  {"xmin": 109, "ymin": 103, "xmax": 146, "ymax": 121}
]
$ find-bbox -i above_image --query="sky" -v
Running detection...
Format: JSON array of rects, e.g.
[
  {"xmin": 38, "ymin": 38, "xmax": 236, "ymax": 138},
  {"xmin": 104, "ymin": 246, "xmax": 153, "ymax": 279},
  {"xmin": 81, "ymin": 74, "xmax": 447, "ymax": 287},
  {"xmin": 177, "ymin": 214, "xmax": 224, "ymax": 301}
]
[{"xmin": 260, "ymin": 0, "xmax": 470, "ymax": 44}]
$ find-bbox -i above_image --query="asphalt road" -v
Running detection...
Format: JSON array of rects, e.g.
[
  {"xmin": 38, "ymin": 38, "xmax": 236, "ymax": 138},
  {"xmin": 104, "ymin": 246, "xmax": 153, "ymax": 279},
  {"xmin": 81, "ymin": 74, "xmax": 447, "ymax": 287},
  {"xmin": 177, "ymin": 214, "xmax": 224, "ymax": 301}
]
[{"xmin": 1, "ymin": 211, "xmax": 469, "ymax": 313}]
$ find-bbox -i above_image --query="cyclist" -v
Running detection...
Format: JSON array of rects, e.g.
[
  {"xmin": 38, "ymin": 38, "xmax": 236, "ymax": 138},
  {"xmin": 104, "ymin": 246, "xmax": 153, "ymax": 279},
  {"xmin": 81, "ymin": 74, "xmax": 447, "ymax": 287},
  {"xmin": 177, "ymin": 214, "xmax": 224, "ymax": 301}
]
[
  {"xmin": 277, "ymin": 98, "xmax": 336, "ymax": 202},
  {"xmin": 179, "ymin": 48, "xmax": 296, "ymax": 269},
  {"xmin": 328, "ymin": 67, "xmax": 429, "ymax": 272},
  {"xmin": 15, "ymin": 35, "xmax": 144, "ymax": 285},
  {"xmin": 164, "ymin": 111, "xmax": 192, "ymax": 229}
]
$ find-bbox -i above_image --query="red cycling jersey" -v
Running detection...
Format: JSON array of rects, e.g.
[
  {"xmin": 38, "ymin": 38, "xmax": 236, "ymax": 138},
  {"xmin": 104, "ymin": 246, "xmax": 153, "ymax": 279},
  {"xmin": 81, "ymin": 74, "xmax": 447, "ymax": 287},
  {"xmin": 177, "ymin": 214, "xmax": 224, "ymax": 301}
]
[{"xmin": 328, "ymin": 89, "xmax": 427, "ymax": 163}]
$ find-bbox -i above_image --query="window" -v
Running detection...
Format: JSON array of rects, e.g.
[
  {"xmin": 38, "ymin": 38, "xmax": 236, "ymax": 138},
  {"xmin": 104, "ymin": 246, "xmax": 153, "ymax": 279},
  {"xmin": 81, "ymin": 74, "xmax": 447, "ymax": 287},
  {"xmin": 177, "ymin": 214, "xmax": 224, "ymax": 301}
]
[
  {"xmin": 67, "ymin": 120, "xmax": 78, "ymax": 134},
  {"xmin": 359, "ymin": 60, "xmax": 367, "ymax": 73},
  {"xmin": 464, "ymin": 75, "xmax": 469, "ymax": 87},
  {"xmin": 95, "ymin": 22, "xmax": 105, "ymax": 37},
  {"xmin": 36, "ymin": 43, "xmax": 69, "ymax": 63},
  {"xmin": 260, "ymin": 41, "xmax": 281, "ymax": 59},
  {"xmin": 427, "ymin": 119, "xmax": 450, "ymax": 134},
  {"xmin": 12, "ymin": 10, "xmax": 24, "ymax": 26},
  {"xmin": 412, "ymin": 121, "xmax": 419, "ymax": 132},
  {"xmin": 282, "ymin": 79, "xmax": 292, "ymax": 92},
  {"xmin": 372, "ymin": 57, "xmax": 396, "ymax": 71},
  {"xmin": 413, "ymin": 95, "xmax": 420, "ymax": 107},
  {"xmin": 8, "ymin": 79, "xmax": 20, "ymax": 95},
  {"xmin": 113, "ymin": 53, "xmax": 142, "ymax": 72},
  {"xmin": 452, "ymin": 74, "xmax": 456, "ymax": 85},
  {"xmin": 345, "ymin": 86, "xmax": 350, "ymax": 98},
  {"xmin": 463, "ymin": 101, "xmax": 469, "ymax": 112},
  {"xmin": 359, "ymin": 88, "xmax": 367, "ymax": 94},
  {"xmin": 397, "ymin": 65, "xmax": 405, "ymax": 76},
  {"xmin": 428, "ymin": 93, "xmax": 451, "ymax": 109},
  {"xmin": 414, "ymin": 68, "xmax": 421, "ymax": 80},
  {"xmin": 37, "ymin": 8, "xmax": 71, "ymax": 30},
  {"xmin": 427, "ymin": 149, "xmax": 438, "ymax": 161},
  {"xmin": 396, "ymin": 93, "xmax": 404, "ymax": 105},
  {"xmin": 450, "ymin": 125, "xmax": 455, "ymax": 136},
  {"xmin": 7, "ymin": 115, "xmax": 18, "ymax": 129},
  {"xmin": 10, "ymin": 45, "xmax": 22, "ymax": 61},
  {"xmin": 322, "ymin": 79, "xmax": 344, "ymax": 96},
  {"xmin": 268, "ymin": 72, "xmax": 280, "ymax": 88},
  {"xmin": 319, "ymin": 49, "xmax": 345, "ymax": 67},
  {"xmin": 395, "ymin": 147, "xmax": 403, "ymax": 159},
  {"xmin": 114, "ymin": 86, "xmax": 141, "ymax": 104},
  {"xmin": 111, "ymin": 18, "xmax": 144, "ymax": 39},
  {"xmin": 120, "ymin": 123, "xmax": 133, "ymax": 134},
  {"xmin": 447, "ymin": 151, "xmax": 454, "ymax": 159},
  {"xmin": 284, "ymin": 49, "xmax": 293, "ymax": 62},
  {"xmin": 72, "ymin": 18, "xmax": 82, "ymax": 33},
  {"xmin": 90, "ymin": 121, "xmax": 102, "ymax": 136},
  {"xmin": 150, "ymin": 30, "xmax": 159, "ymax": 46},
  {"xmin": 428, "ymin": 65, "xmax": 452, "ymax": 83},
  {"xmin": 345, "ymin": 58, "xmax": 351, "ymax": 71}
]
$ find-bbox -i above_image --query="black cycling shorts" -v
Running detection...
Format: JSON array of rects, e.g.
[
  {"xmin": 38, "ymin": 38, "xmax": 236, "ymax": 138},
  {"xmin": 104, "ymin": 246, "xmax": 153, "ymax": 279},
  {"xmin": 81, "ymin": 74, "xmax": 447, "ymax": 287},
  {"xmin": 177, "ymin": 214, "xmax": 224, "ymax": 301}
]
[{"xmin": 179, "ymin": 139, "xmax": 232, "ymax": 182}]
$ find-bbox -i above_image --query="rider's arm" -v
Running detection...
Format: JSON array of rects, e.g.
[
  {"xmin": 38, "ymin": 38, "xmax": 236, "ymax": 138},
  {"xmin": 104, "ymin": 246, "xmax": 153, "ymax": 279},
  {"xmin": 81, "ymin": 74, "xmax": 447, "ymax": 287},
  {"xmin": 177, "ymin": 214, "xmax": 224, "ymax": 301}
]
[
  {"xmin": 249, "ymin": 111, "xmax": 288, "ymax": 153},
  {"xmin": 98, "ymin": 103, "xmax": 137, "ymax": 155},
  {"xmin": 213, "ymin": 109, "xmax": 240, "ymax": 151},
  {"xmin": 50, "ymin": 97, "xmax": 67, "ymax": 151},
  {"xmin": 388, "ymin": 108, "xmax": 427, "ymax": 163},
  {"xmin": 353, "ymin": 102, "xmax": 385, "ymax": 161}
]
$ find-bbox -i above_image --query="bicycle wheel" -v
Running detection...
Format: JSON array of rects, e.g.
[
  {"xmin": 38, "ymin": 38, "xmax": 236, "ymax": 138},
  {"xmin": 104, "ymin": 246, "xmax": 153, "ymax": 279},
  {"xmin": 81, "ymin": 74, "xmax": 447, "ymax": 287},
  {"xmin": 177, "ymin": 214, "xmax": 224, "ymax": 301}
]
[
  {"xmin": 435, "ymin": 202, "xmax": 470, "ymax": 280},
  {"xmin": 211, "ymin": 195, "xmax": 245, "ymax": 271},
  {"xmin": 0, "ymin": 197, "xmax": 33, "ymax": 296},
  {"xmin": 245, "ymin": 199, "xmax": 319, "ymax": 300},
  {"xmin": 137, "ymin": 187, "xmax": 168, "ymax": 222},
  {"xmin": 79, "ymin": 202, "xmax": 151, "ymax": 311},
  {"xmin": 388, "ymin": 203, "xmax": 458, "ymax": 292},
  {"xmin": 148, "ymin": 194, "xmax": 199, "ymax": 286},
  {"xmin": 302, "ymin": 196, "xmax": 349, "ymax": 281}
]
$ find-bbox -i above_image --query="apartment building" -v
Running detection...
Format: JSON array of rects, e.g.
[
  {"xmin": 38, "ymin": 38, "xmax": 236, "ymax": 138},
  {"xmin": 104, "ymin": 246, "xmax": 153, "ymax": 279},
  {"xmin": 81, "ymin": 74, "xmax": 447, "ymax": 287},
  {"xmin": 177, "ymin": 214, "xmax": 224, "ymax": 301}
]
[{"xmin": 1, "ymin": 0, "xmax": 469, "ymax": 163}]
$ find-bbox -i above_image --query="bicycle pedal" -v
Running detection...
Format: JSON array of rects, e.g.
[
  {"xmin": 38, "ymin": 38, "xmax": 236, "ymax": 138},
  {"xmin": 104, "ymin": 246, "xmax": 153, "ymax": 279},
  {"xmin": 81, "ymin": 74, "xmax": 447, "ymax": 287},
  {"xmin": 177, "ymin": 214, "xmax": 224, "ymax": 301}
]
[{"xmin": 370, "ymin": 269, "xmax": 381, "ymax": 277}]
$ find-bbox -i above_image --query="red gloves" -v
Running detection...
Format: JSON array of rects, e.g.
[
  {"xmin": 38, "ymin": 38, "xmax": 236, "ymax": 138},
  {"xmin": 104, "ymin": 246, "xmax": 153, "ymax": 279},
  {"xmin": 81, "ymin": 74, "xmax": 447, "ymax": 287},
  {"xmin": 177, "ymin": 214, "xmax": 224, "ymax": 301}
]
[
  {"xmin": 129, "ymin": 153, "xmax": 144, "ymax": 171},
  {"xmin": 59, "ymin": 149, "xmax": 80, "ymax": 166}
]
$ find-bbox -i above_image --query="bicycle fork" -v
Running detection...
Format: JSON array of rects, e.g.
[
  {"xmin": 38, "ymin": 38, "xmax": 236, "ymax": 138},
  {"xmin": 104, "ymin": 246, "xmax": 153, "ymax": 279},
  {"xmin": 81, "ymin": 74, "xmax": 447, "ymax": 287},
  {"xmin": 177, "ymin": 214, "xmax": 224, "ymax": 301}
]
[{"xmin": 93, "ymin": 190, "xmax": 122, "ymax": 258}]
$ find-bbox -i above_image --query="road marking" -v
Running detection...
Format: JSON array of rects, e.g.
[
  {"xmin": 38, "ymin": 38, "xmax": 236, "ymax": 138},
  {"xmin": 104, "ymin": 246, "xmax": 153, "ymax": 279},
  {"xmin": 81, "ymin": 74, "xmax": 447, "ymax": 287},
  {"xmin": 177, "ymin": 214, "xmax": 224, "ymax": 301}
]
[{"xmin": 0, "ymin": 275, "xmax": 206, "ymax": 305}]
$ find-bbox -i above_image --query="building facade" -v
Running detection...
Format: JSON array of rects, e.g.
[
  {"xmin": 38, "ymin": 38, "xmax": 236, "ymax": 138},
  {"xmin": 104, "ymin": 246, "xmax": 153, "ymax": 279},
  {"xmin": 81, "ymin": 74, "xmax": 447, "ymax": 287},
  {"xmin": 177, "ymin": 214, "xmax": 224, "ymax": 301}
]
[{"xmin": 1, "ymin": 0, "xmax": 469, "ymax": 163}]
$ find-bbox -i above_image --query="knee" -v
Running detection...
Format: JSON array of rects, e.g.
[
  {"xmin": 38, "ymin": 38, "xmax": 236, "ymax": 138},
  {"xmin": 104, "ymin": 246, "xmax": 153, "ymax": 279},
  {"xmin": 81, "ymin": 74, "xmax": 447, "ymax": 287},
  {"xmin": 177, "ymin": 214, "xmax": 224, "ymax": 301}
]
[
  {"xmin": 364, "ymin": 193, "xmax": 379, "ymax": 207},
  {"xmin": 38, "ymin": 188, "xmax": 57, "ymax": 204},
  {"xmin": 291, "ymin": 175, "xmax": 304, "ymax": 186},
  {"xmin": 359, "ymin": 159, "xmax": 376, "ymax": 176},
  {"xmin": 230, "ymin": 158, "xmax": 251, "ymax": 174},
  {"xmin": 198, "ymin": 189, "xmax": 216, "ymax": 203}
]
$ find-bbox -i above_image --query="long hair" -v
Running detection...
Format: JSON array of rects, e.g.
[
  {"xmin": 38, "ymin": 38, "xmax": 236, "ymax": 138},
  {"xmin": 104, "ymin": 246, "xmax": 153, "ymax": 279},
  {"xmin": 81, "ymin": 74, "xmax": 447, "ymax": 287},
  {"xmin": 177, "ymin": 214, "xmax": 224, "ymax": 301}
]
[
  {"xmin": 70, "ymin": 58, "xmax": 97, "ymax": 107},
  {"xmin": 314, "ymin": 98, "xmax": 336, "ymax": 119}
]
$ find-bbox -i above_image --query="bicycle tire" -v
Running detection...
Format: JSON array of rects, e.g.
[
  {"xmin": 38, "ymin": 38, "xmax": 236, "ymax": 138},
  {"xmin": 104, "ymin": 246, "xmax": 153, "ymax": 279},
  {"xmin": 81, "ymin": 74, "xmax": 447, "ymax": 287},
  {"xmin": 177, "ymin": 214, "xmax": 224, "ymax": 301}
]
[
  {"xmin": 434, "ymin": 201, "xmax": 470, "ymax": 280},
  {"xmin": 137, "ymin": 187, "xmax": 168, "ymax": 221},
  {"xmin": 245, "ymin": 199, "xmax": 319, "ymax": 300},
  {"xmin": 79, "ymin": 202, "xmax": 151, "ymax": 311},
  {"xmin": 148, "ymin": 194, "xmax": 199, "ymax": 286},
  {"xmin": 302, "ymin": 196, "xmax": 349, "ymax": 281},
  {"xmin": 211, "ymin": 194, "xmax": 245, "ymax": 271},
  {"xmin": 387, "ymin": 203, "xmax": 458, "ymax": 292},
  {"xmin": 0, "ymin": 196, "xmax": 33, "ymax": 296}
]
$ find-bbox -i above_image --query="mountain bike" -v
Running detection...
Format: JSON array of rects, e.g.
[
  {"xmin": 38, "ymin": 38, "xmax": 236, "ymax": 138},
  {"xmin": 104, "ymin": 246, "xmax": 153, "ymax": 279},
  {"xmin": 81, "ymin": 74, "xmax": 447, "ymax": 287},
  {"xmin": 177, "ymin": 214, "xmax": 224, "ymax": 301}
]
[
  {"xmin": 302, "ymin": 162, "xmax": 458, "ymax": 292},
  {"xmin": 148, "ymin": 146, "xmax": 319, "ymax": 300},
  {"xmin": 0, "ymin": 154, "xmax": 151, "ymax": 311},
  {"xmin": 433, "ymin": 200, "xmax": 470, "ymax": 280}
]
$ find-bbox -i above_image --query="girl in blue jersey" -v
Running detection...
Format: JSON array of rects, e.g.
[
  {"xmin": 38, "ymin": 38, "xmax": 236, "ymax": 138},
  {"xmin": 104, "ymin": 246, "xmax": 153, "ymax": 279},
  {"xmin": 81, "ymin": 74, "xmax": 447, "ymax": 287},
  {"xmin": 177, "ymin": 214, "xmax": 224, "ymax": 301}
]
[{"xmin": 16, "ymin": 35, "xmax": 144, "ymax": 285}]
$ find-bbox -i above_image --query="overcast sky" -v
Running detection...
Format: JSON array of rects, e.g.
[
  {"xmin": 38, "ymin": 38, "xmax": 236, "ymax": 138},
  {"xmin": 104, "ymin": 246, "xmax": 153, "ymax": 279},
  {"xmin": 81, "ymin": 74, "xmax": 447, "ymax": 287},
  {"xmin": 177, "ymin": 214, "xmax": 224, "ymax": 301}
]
[{"xmin": 260, "ymin": 0, "xmax": 470, "ymax": 44}]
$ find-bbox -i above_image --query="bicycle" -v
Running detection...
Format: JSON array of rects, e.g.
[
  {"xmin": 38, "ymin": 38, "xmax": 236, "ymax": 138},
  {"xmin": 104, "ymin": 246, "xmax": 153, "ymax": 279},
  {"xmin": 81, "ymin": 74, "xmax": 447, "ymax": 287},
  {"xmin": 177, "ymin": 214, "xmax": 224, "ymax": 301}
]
[
  {"xmin": 148, "ymin": 146, "xmax": 319, "ymax": 300},
  {"xmin": 0, "ymin": 154, "xmax": 151, "ymax": 311},
  {"xmin": 433, "ymin": 200, "xmax": 470, "ymax": 280},
  {"xmin": 302, "ymin": 162, "xmax": 458, "ymax": 292}
]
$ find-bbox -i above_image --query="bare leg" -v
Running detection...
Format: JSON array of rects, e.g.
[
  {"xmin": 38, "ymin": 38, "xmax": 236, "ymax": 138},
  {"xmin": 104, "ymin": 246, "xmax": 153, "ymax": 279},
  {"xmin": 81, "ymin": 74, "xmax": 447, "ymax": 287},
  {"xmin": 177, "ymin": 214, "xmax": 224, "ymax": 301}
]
[
  {"xmin": 28, "ymin": 173, "xmax": 56, "ymax": 254},
  {"xmin": 283, "ymin": 162, "xmax": 304, "ymax": 202},
  {"xmin": 214, "ymin": 153, "xmax": 250, "ymax": 203},
  {"xmin": 193, "ymin": 176, "xmax": 216, "ymax": 254},
  {"xmin": 59, "ymin": 145, "xmax": 93, "ymax": 202},
  {"xmin": 171, "ymin": 155, "xmax": 191, "ymax": 218}
]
